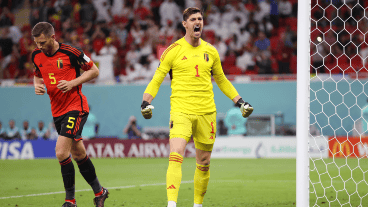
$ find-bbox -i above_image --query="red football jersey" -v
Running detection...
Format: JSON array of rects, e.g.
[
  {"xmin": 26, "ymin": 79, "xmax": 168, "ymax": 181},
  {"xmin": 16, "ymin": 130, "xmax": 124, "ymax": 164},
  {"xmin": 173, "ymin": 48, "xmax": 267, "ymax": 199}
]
[{"xmin": 32, "ymin": 43, "xmax": 93, "ymax": 117}]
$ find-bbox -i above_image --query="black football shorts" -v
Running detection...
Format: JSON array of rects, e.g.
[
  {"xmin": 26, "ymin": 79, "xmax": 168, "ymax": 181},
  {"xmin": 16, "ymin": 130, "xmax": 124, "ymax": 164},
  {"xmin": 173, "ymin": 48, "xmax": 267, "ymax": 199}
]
[{"xmin": 53, "ymin": 110, "xmax": 89, "ymax": 141}]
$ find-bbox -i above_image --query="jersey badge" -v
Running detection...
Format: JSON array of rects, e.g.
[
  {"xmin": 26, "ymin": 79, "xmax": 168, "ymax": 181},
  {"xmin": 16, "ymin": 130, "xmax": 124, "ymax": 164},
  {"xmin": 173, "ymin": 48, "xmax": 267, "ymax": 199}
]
[
  {"xmin": 204, "ymin": 53, "xmax": 209, "ymax": 62},
  {"xmin": 57, "ymin": 58, "xmax": 63, "ymax": 69}
]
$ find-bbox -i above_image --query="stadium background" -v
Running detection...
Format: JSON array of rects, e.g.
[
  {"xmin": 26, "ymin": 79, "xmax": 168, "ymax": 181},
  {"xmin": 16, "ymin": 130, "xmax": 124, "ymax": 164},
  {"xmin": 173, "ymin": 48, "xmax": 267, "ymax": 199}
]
[{"xmin": 2, "ymin": 0, "xmax": 368, "ymax": 206}]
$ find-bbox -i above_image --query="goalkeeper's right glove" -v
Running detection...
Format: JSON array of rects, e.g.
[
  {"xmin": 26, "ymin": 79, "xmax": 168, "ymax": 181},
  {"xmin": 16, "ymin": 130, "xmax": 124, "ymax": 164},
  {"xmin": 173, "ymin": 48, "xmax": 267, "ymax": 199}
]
[
  {"xmin": 236, "ymin": 98, "xmax": 254, "ymax": 118},
  {"xmin": 141, "ymin": 101, "xmax": 154, "ymax": 119}
]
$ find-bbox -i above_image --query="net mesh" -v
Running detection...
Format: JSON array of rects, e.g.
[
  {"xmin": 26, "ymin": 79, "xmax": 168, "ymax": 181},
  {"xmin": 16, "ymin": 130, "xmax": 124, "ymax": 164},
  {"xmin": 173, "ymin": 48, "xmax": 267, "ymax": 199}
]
[{"xmin": 310, "ymin": 0, "xmax": 368, "ymax": 206}]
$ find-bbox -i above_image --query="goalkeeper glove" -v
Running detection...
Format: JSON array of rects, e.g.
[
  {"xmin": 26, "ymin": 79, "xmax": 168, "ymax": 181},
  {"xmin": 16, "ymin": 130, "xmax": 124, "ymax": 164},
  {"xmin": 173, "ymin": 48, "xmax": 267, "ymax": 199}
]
[
  {"xmin": 141, "ymin": 101, "xmax": 154, "ymax": 119},
  {"xmin": 236, "ymin": 98, "xmax": 253, "ymax": 118}
]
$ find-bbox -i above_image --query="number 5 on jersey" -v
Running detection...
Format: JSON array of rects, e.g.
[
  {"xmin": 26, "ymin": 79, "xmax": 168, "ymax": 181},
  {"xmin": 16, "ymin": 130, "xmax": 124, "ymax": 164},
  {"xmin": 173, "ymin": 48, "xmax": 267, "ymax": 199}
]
[{"xmin": 49, "ymin": 73, "xmax": 56, "ymax": 84}]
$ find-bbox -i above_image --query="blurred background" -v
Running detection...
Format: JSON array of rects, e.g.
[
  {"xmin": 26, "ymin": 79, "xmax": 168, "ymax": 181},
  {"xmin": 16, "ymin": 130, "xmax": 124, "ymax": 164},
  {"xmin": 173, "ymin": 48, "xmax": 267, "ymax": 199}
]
[{"xmin": 0, "ymin": 0, "xmax": 367, "ymax": 158}]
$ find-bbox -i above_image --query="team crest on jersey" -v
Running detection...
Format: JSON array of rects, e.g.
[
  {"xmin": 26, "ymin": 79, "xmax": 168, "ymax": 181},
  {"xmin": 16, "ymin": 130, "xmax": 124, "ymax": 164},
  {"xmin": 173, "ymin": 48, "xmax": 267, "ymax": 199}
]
[
  {"xmin": 57, "ymin": 58, "xmax": 63, "ymax": 69},
  {"xmin": 204, "ymin": 53, "xmax": 209, "ymax": 62}
]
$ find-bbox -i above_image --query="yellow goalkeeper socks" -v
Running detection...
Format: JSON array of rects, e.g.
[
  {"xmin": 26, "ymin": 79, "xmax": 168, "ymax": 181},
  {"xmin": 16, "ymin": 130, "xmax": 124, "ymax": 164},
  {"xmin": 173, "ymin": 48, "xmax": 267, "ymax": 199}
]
[
  {"xmin": 194, "ymin": 163, "xmax": 210, "ymax": 205},
  {"xmin": 166, "ymin": 152, "xmax": 183, "ymax": 203}
]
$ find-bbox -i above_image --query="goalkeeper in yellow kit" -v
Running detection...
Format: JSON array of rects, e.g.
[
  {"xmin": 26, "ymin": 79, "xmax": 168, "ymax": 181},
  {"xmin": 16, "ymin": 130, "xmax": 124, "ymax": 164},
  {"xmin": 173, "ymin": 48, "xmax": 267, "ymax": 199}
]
[{"xmin": 141, "ymin": 7, "xmax": 253, "ymax": 207}]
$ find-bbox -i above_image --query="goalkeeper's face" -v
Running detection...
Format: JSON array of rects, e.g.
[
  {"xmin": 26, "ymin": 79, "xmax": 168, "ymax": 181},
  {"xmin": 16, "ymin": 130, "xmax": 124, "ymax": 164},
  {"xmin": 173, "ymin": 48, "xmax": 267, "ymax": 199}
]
[{"xmin": 183, "ymin": 13, "xmax": 203, "ymax": 39}]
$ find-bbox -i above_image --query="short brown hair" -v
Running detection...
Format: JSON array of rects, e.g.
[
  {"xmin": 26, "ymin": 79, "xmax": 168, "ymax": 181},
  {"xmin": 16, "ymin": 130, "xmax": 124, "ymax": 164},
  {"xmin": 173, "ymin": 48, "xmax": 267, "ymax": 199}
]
[
  {"xmin": 31, "ymin": 22, "xmax": 55, "ymax": 37},
  {"xmin": 183, "ymin": 7, "xmax": 203, "ymax": 21}
]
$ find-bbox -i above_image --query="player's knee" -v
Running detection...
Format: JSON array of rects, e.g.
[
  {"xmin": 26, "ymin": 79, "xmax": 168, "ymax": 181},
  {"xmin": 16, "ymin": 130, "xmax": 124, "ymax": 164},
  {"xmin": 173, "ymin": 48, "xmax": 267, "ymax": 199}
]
[
  {"xmin": 55, "ymin": 148, "xmax": 69, "ymax": 160},
  {"xmin": 197, "ymin": 156, "xmax": 211, "ymax": 165},
  {"xmin": 71, "ymin": 150, "xmax": 86, "ymax": 161},
  {"xmin": 170, "ymin": 148, "xmax": 185, "ymax": 156}
]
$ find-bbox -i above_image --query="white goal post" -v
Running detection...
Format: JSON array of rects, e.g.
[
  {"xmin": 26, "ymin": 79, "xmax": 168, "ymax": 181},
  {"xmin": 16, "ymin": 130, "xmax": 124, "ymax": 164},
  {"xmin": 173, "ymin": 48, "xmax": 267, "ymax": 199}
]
[
  {"xmin": 298, "ymin": 1, "xmax": 368, "ymax": 206},
  {"xmin": 297, "ymin": 0, "xmax": 311, "ymax": 206}
]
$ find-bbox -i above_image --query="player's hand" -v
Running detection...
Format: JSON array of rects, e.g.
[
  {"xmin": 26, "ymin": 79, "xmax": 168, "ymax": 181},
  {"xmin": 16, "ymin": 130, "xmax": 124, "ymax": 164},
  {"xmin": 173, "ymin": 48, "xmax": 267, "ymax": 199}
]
[
  {"xmin": 236, "ymin": 98, "xmax": 253, "ymax": 118},
  {"xmin": 240, "ymin": 102, "xmax": 253, "ymax": 118},
  {"xmin": 57, "ymin": 80, "xmax": 74, "ymax": 93},
  {"xmin": 35, "ymin": 84, "xmax": 46, "ymax": 95},
  {"xmin": 141, "ymin": 101, "xmax": 154, "ymax": 119}
]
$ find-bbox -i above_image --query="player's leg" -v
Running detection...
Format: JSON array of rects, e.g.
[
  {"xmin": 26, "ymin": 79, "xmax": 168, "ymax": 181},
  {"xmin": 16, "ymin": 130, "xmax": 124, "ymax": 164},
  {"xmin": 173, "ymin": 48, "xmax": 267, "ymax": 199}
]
[
  {"xmin": 54, "ymin": 112, "xmax": 77, "ymax": 206},
  {"xmin": 69, "ymin": 111, "xmax": 109, "ymax": 207},
  {"xmin": 192, "ymin": 112, "xmax": 216, "ymax": 207},
  {"xmin": 167, "ymin": 112, "xmax": 192, "ymax": 207},
  {"xmin": 55, "ymin": 135, "xmax": 76, "ymax": 206},
  {"xmin": 193, "ymin": 146, "xmax": 212, "ymax": 207},
  {"xmin": 71, "ymin": 140, "xmax": 108, "ymax": 206}
]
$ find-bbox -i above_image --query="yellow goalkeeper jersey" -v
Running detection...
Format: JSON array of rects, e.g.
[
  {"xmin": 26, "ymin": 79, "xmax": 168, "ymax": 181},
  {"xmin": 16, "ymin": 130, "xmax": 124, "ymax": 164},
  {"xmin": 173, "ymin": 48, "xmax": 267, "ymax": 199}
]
[{"xmin": 144, "ymin": 37, "xmax": 239, "ymax": 115}]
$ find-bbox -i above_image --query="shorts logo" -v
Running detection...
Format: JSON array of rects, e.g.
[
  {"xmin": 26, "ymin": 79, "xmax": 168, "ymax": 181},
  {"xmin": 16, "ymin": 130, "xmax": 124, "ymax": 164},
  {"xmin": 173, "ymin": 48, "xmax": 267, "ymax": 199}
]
[
  {"xmin": 182, "ymin": 56, "xmax": 187, "ymax": 60},
  {"xmin": 167, "ymin": 185, "xmax": 176, "ymax": 189},
  {"xmin": 57, "ymin": 58, "xmax": 63, "ymax": 69},
  {"xmin": 66, "ymin": 130, "xmax": 72, "ymax": 134},
  {"xmin": 39, "ymin": 63, "xmax": 43, "ymax": 67},
  {"xmin": 209, "ymin": 136, "xmax": 214, "ymax": 139}
]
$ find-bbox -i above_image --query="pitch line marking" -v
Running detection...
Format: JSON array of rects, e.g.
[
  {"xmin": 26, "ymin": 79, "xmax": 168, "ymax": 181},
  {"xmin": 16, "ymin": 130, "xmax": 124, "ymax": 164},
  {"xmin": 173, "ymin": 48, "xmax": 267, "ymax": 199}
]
[
  {"xmin": 0, "ymin": 181, "xmax": 194, "ymax": 200},
  {"xmin": 0, "ymin": 179, "xmax": 295, "ymax": 200}
]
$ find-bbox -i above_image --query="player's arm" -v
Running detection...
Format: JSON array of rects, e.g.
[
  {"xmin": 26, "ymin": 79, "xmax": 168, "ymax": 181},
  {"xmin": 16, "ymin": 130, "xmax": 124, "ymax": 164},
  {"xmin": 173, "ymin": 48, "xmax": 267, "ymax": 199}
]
[
  {"xmin": 212, "ymin": 51, "xmax": 253, "ymax": 118},
  {"xmin": 34, "ymin": 75, "xmax": 46, "ymax": 95},
  {"xmin": 57, "ymin": 48, "xmax": 98, "ymax": 93},
  {"xmin": 141, "ymin": 46, "xmax": 175, "ymax": 119},
  {"xmin": 32, "ymin": 60, "xmax": 45, "ymax": 95},
  {"xmin": 57, "ymin": 63, "xmax": 99, "ymax": 93}
]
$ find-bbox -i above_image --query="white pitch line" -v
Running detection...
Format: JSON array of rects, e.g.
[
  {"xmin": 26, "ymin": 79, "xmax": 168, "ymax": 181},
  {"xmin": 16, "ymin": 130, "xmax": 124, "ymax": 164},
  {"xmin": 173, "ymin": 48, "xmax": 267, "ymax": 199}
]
[
  {"xmin": 0, "ymin": 179, "xmax": 295, "ymax": 200},
  {"xmin": 0, "ymin": 180, "xmax": 194, "ymax": 200}
]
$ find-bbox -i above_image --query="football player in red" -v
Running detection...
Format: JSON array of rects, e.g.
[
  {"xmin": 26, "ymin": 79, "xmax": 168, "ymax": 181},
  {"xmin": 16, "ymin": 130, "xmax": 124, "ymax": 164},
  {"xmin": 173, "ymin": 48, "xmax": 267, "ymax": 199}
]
[{"xmin": 32, "ymin": 22, "xmax": 108, "ymax": 207}]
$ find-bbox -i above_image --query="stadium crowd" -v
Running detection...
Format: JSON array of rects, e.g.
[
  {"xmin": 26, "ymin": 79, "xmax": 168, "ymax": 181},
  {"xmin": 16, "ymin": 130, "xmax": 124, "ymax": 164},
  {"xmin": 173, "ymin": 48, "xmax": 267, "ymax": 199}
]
[
  {"xmin": 2, "ymin": 0, "xmax": 368, "ymax": 82},
  {"xmin": 0, "ymin": 0, "xmax": 303, "ymax": 83}
]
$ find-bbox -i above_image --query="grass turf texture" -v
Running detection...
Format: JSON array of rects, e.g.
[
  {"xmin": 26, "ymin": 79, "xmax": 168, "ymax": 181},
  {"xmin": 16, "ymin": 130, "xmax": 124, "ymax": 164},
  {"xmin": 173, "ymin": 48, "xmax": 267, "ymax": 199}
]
[{"xmin": 1, "ymin": 158, "xmax": 366, "ymax": 206}]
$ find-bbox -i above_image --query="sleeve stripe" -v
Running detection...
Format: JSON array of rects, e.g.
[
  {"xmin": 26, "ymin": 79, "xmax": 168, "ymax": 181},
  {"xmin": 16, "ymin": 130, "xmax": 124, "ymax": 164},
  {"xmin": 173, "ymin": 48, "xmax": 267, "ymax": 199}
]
[
  {"xmin": 160, "ymin": 43, "xmax": 179, "ymax": 62},
  {"xmin": 61, "ymin": 44, "xmax": 81, "ymax": 55},
  {"xmin": 60, "ymin": 45, "xmax": 81, "ymax": 57}
]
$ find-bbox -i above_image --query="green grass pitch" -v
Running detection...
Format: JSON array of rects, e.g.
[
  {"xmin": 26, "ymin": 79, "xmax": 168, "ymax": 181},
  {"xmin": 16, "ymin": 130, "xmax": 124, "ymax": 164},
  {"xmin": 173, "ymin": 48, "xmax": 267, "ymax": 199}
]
[{"xmin": 1, "ymin": 158, "xmax": 367, "ymax": 206}]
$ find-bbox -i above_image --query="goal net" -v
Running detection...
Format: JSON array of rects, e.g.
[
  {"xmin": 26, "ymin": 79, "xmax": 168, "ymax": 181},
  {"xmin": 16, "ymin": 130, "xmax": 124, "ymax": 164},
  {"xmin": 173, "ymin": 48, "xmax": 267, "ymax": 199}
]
[{"xmin": 306, "ymin": 0, "xmax": 368, "ymax": 206}]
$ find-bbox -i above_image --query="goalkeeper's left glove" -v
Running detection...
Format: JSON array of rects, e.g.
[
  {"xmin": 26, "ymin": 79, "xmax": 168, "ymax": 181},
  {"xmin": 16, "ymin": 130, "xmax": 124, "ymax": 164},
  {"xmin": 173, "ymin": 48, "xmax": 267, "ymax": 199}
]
[
  {"xmin": 141, "ymin": 101, "xmax": 154, "ymax": 119},
  {"xmin": 236, "ymin": 98, "xmax": 254, "ymax": 118}
]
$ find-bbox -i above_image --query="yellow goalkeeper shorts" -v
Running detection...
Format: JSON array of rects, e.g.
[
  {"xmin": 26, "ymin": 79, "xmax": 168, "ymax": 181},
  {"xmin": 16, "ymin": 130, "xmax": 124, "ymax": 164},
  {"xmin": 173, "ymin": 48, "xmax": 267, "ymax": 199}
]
[{"xmin": 169, "ymin": 111, "xmax": 216, "ymax": 151}]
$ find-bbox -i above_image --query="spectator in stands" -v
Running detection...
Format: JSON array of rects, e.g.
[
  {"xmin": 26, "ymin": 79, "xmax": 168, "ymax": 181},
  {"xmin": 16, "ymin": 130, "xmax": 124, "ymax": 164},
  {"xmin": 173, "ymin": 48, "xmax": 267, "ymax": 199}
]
[
  {"xmin": 259, "ymin": 17, "xmax": 273, "ymax": 38},
  {"xmin": 0, "ymin": 121, "xmax": 5, "ymax": 139},
  {"xmin": 123, "ymin": 116, "xmax": 142, "ymax": 139},
  {"xmin": 228, "ymin": 34, "xmax": 242, "ymax": 56},
  {"xmin": 254, "ymin": 0, "xmax": 271, "ymax": 23},
  {"xmin": 217, "ymin": 119, "xmax": 228, "ymax": 136},
  {"xmin": 224, "ymin": 104, "xmax": 248, "ymax": 136},
  {"xmin": 91, "ymin": 24, "xmax": 106, "ymax": 54},
  {"xmin": 59, "ymin": 0, "xmax": 72, "ymax": 22},
  {"xmin": 278, "ymin": 0, "xmax": 292, "ymax": 19},
  {"xmin": 28, "ymin": 128, "xmax": 38, "ymax": 140},
  {"xmin": 213, "ymin": 36, "xmax": 227, "ymax": 62},
  {"xmin": 134, "ymin": 0, "xmax": 152, "ymax": 21},
  {"xmin": 80, "ymin": 0, "xmax": 96, "ymax": 26},
  {"xmin": 18, "ymin": 25, "xmax": 33, "ymax": 71},
  {"xmin": 255, "ymin": 32, "xmax": 270, "ymax": 52},
  {"xmin": 277, "ymin": 33, "xmax": 293, "ymax": 74},
  {"xmin": 30, "ymin": 0, "xmax": 41, "ymax": 27},
  {"xmin": 36, "ymin": 121, "xmax": 49, "ymax": 140},
  {"xmin": 100, "ymin": 37, "xmax": 118, "ymax": 55},
  {"xmin": 0, "ymin": 27, "xmax": 13, "ymax": 58},
  {"xmin": 236, "ymin": 45, "xmax": 255, "ymax": 73},
  {"xmin": 159, "ymin": 0, "xmax": 181, "ymax": 28},
  {"xmin": 48, "ymin": 122, "xmax": 59, "ymax": 141},
  {"xmin": 269, "ymin": 0, "xmax": 279, "ymax": 28},
  {"xmin": 255, "ymin": 52, "xmax": 273, "ymax": 74},
  {"xmin": 93, "ymin": 0, "xmax": 112, "ymax": 23},
  {"xmin": 125, "ymin": 43, "xmax": 141, "ymax": 67},
  {"xmin": 5, "ymin": 119, "xmax": 21, "ymax": 140},
  {"xmin": 245, "ymin": 13, "xmax": 259, "ymax": 38},
  {"xmin": 20, "ymin": 120, "xmax": 32, "ymax": 141},
  {"xmin": 82, "ymin": 105, "xmax": 98, "ymax": 139},
  {"xmin": 3, "ymin": 52, "xmax": 20, "ymax": 79},
  {"xmin": 0, "ymin": 7, "xmax": 15, "ymax": 27}
]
